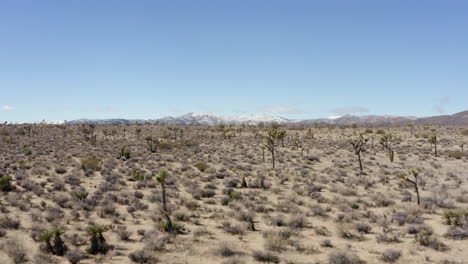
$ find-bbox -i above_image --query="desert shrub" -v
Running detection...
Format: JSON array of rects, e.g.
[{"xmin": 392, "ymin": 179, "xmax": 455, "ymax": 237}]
[
  {"xmin": 442, "ymin": 209, "xmax": 468, "ymax": 226},
  {"xmin": 0, "ymin": 229, "xmax": 6, "ymax": 237},
  {"xmin": 194, "ymin": 162, "xmax": 209, "ymax": 172},
  {"xmin": 271, "ymin": 215, "xmax": 286, "ymax": 227},
  {"xmin": 407, "ymin": 224, "xmax": 432, "ymax": 235},
  {"xmin": 160, "ymin": 221, "xmax": 182, "ymax": 233},
  {"xmin": 287, "ymin": 214, "xmax": 308, "ymax": 228},
  {"xmin": 130, "ymin": 168, "xmax": 145, "ymax": 181},
  {"xmin": 116, "ymin": 226, "xmax": 132, "ymax": 241},
  {"xmin": 355, "ymin": 222, "xmax": 372, "ymax": 234},
  {"xmin": 134, "ymin": 191, "xmax": 144, "ymax": 199},
  {"xmin": 55, "ymin": 167, "xmax": 67, "ymax": 174},
  {"xmin": 443, "ymin": 226, "xmax": 468, "ymax": 240},
  {"xmin": 320, "ymin": 239, "xmax": 333, "ymax": 247},
  {"xmin": 0, "ymin": 216, "xmax": 20, "ymax": 229},
  {"xmin": 314, "ymin": 226, "xmax": 331, "ymax": 236},
  {"xmin": 338, "ymin": 225, "xmax": 364, "ymax": 241},
  {"xmin": 129, "ymin": 249, "xmax": 157, "ymax": 263},
  {"xmin": 215, "ymin": 241, "xmax": 242, "ymax": 257},
  {"xmin": 222, "ymin": 258, "xmax": 246, "ymax": 264},
  {"xmin": 328, "ymin": 250, "xmax": 364, "ymax": 264},
  {"xmin": 174, "ymin": 210, "xmax": 190, "ymax": 221},
  {"xmin": 415, "ymin": 231, "xmax": 447, "ymax": 251},
  {"xmin": 0, "ymin": 175, "xmax": 15, "ymax": 192},
  {"xmin": 4, "ymin": 239, "xmax": 28, "ymax": 263},
  {"xmin": 461, "ymin": 129, "xmax": 468, "ymax": 136},
  {"xmin": 252, "ymin": 250, "xmax": 280, "ymax": 263},
  {"xmin": 263, "ymin": 231, "xmax": 289, "ymax": 252},
  {"xmin": 449, "ymin": 151, "xmax": 466, "ymax": 159},
  {"xmin": 381, "ymin": 249, "xmax": 401, "ymax": 263},
  {"xmin": 65, "ymin": 250, "xmax": 86, "ymax": 264},
  {"xmin": 375, "ymin": 233, "xmax": 401, "ymax": 243},
  {"xmin": 81, "ymin": 155, "xmax": 102, "ymax": 171},
  {"xmin": 222, "ymin": 221, "xmax": 246, "ymax": 235},
  {"xmin": 72, "ymin": 190, "xmax": 88, "ymax": 201}
]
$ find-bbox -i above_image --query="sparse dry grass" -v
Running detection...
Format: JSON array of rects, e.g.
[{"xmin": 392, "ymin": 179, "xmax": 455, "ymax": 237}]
[{"xmin": 0, "ymin": 123, "xmax": 467, "ymax": 263}]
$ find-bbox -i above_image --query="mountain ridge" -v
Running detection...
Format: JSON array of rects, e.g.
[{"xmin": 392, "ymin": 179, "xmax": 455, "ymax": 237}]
[{"xmin": 64, "ymin": 110, "xmax": 468, "ymax": 126}]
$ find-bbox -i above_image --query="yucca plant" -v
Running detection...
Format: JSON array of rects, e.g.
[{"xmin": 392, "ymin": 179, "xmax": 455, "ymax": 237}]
[
  {"xmin": 87, "ymin": 225, "xmax": 109, "ymax": 255},
  {"xmin": 51, "ymin": 227, "xmax": 67, "ymax": 256},
  {"xmin": 72, "ymin": 190, "xmax": 88, "ymax": 201},
  {"xmin": 38, "ymin": 230, "xmax": 54, "ymax": 254},
  {"xmin": 39, "ymin": 228, "xmax": 67, "ymax": 256}
]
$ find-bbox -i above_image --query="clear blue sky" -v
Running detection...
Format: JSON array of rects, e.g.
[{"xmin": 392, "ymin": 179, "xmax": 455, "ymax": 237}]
[{"xmin": 1, "ymin": 0, "xmax": 467, "ymax": 122}]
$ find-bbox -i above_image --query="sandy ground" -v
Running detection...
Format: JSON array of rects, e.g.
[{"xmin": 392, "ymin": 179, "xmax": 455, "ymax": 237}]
[{"xmin": 0, "ymin": 124, "xmax": 467, "ymax": 264}]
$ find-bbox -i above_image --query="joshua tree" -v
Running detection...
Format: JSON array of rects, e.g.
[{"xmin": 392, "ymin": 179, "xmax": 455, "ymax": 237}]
[
  {"xmin": 81, "ymin": 124, "xmax": 96, "ymax": 145},
  {"xmin": 399, "ymin": 168, "xmax": 422, "ymax": 205},
  {"xmin": 277, "ymin": 130, "xmax": 287, "ymax": 147},
  {"xmin": 428, "ymin": 134, "xmax": 438, "ymax": 157},
  {"xmin": 265, "ymin": 129, "xmax": 279, "ymax": 168},
  {"xmin": 119, "ymin": 146, "xmax": 131, "ymax": 160},
  {"xmin": 379, "ymin": 132, "xmax": 395, "ymax": 162},
  {"xmin": 154, "ymin": 170, "xmax": 177, "ymax": 233},
  {"xmin": 145, "ymin": 136, "xmax": 157, "ymax": 153},
  {"xmin": 460, "ymin": 142, "xmax": 465, "ymax": 152},
  {"xmin": 351, "ymin": 134, "xmax": 368, "ymax": 172},
  {"xmin": 87, "ymin": 225, "xmax": 109, "ymax": 255},
  {"xmin": 135, "ymin": 128, "xmax": 142, "ymax": 138}
]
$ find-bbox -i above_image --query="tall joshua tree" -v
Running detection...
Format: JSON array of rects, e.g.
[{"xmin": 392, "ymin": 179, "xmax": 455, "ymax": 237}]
[
  {"xmin": 351, "ymin": 134, "xmax": 368, "ymax": 172},
  {"xmin": 265, "ymin": 129, "xmax": 279, "ymax": 168},
  {"xmin": 399, "ymin": 168, "xmax": 422, "ymax": 205},
  {"xmin": 379, "ymin": 132, "xmax": 395, "ymax": 162},
  {"xmin": 154, "ymin": 170, "xmax": 177, "ymax": 233}
]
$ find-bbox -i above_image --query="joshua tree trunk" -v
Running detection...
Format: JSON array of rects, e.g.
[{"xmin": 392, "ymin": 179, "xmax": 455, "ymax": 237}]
[
  {"xmin": 271, "ymin": 149, "xmax": 275, "ymax": 168},
  {"xmin": 358, "ymin": 152, "xmax": 363, "ymax": 172},
  {"xmin": 161, "ymin": 181, "xmax": 174, "ymax": 232},
  {"xmin": 241, "ymin": 177, "xmax": 247, "ymax": 188},
  {"xmin": 405, "ymin": 177, "xmax": 420, "ymax": 205},
  {"xmin": 414, "ymin": 183, "xmax": 420, "ymax": 205}
]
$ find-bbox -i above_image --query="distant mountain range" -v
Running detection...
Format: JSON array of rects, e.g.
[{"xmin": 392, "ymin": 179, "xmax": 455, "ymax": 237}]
[{"xmin": 64, "ymin": 110, "xmax": 468, "ymax": 126}]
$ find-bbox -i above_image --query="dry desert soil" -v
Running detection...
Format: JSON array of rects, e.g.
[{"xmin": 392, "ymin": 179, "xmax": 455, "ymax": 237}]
[{"xmin": 0, "ymin": 124, "xmax": 467, "ymax": 264}]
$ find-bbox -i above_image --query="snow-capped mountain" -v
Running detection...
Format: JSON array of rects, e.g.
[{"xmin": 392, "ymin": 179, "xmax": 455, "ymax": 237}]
[
  {"xmin": 63, "ymin": 110, "xmax": 468, "ymax": 126},
  {"xmin": 157, "ymin": 112, "xmax": 290, "ymax": 125}
]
